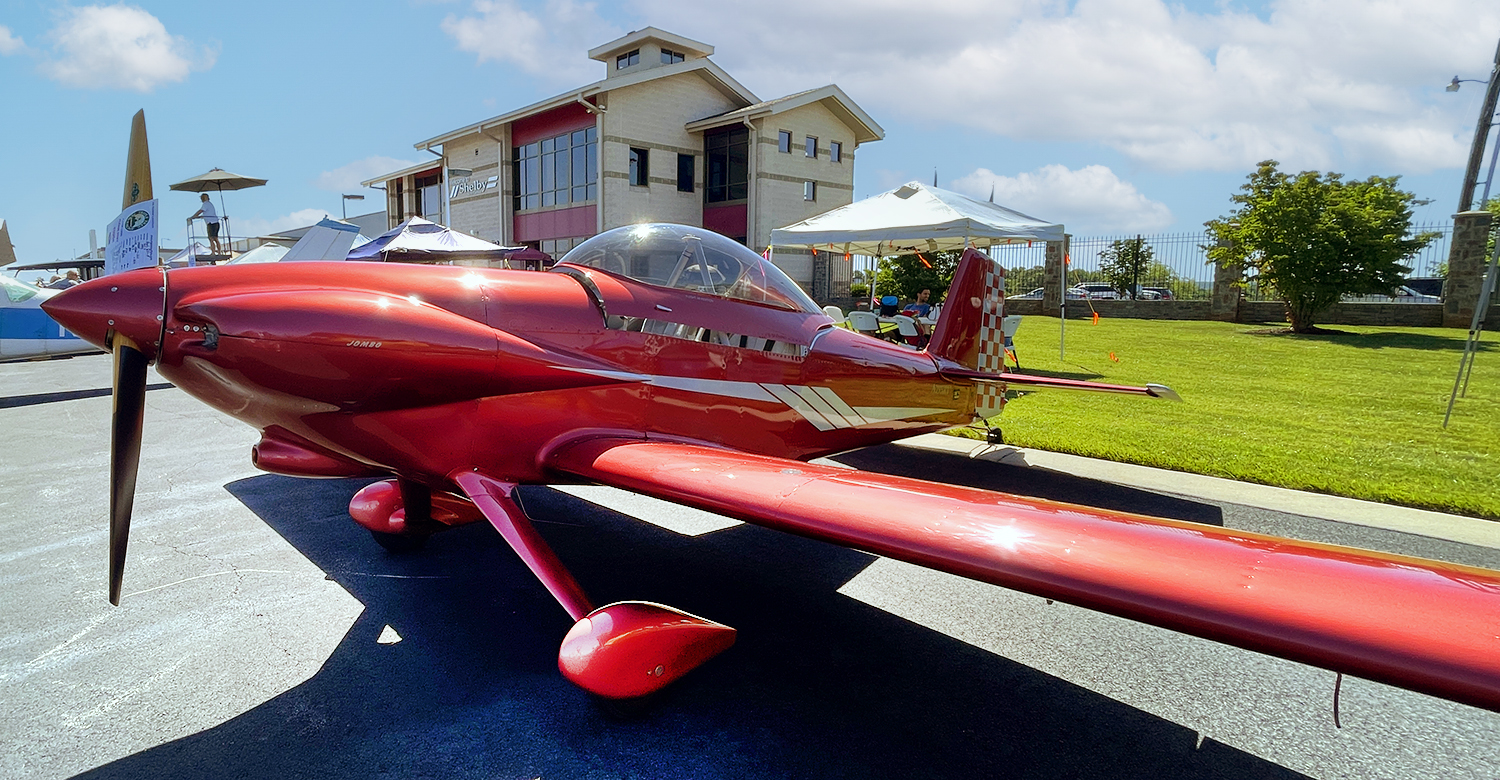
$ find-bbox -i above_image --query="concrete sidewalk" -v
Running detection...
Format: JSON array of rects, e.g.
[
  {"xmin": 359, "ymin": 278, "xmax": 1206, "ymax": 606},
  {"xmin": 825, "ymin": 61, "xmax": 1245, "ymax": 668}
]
[{"xmin": 898, "ymin": 432, "xmax": 1500, "ymax": 551}]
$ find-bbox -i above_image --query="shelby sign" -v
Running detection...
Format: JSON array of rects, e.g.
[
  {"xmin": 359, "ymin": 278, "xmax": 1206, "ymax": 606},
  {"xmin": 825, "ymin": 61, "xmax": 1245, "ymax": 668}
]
[{"xmin": 450, "ymin": 175, "xmax": 499, "ymax": 201}]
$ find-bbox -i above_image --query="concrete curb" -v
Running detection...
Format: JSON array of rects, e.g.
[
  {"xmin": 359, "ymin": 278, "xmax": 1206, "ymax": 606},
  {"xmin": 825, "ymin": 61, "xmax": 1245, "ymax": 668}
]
[{"xmin": 896, "ymin": 433, "xmax": 1500, "ymax": 551}]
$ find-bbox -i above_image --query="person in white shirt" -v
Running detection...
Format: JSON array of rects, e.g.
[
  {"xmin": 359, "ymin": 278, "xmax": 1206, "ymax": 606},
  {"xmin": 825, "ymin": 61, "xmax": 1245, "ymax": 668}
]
[{"xmin": 189, "ymin": 193, "xmax": 223, "ymax": 255}]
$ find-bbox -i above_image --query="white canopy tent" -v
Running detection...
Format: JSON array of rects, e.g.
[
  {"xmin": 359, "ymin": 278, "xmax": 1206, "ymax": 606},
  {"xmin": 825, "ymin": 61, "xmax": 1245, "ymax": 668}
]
[{"xmin": 769, "ymin": 181, "xmax": 1063, "ymax": 255}]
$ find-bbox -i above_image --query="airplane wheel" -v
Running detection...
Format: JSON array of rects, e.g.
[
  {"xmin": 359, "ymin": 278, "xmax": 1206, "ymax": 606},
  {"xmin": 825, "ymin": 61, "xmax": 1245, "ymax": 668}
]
[{"xmin": 368, "ymin": 528, "xmax": 429, "ymax": 553}]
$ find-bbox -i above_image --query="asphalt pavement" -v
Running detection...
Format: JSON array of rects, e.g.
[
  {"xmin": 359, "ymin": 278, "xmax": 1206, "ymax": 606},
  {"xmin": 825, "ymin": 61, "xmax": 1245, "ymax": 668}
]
[{"xmin": 2, "ymin": 353, "xmax": 1498, "ymax": 779}]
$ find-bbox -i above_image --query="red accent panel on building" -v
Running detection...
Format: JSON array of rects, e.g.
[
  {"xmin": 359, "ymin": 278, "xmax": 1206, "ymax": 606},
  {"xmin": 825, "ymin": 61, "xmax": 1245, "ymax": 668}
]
[
  {"xmin": 514, "ymin": 205, "xmax": 597, "ymax": 242},
  {"xmin": 512, "ymin": 103, "xmax": 595, "ymax": 146},
  {"xmin": 702, "ymin": 203, "xmax": 747, "ymax": 241}
]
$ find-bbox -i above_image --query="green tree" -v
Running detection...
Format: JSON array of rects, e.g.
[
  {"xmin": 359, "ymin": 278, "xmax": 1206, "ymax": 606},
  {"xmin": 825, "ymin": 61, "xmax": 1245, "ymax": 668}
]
[
  {"xmin": 1206, "ymin": 160, "xmax": 1437, "ymax": 333},
  {"xmin": 1007, "ymin": 264, "xmax": 1045, "ymax": 292},
  {"xmin": 1098, "ymin": 237, "xmax": 1154, "ymax": 297},
  {"xmin": 873, "ymin": 250, "xmax": 962, "ymax": 303}
]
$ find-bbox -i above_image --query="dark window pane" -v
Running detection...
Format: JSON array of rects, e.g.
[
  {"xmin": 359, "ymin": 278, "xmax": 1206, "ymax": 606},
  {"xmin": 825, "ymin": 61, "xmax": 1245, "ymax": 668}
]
[
  {"xmin": 572, "ymin": 144, "xmax": 587, "ymax": 186},
  {"xmin": 629, "ymin": 148, "xmax": 648, "ymax": 186},
  {"xmin": 778, "ymin": 131, "xmax": 791, "ymax": 153},
  {"xmin": 805, "ymin": 136, "xmax": 817, "ymax": 158},
  {"xmin": 677, "ymin": 153, "xmax": 694, "ymax": 192}
]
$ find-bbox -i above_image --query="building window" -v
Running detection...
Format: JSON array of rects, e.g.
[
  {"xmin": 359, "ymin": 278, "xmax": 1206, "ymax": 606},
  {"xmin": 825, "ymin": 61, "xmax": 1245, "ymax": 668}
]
[
  {"xmin": 804, "ymin": 181, "xmax": 816, "ymax": 201},
  {"xmin": 706, "ymin": 127, "xmax": 748, "ymax": 203},
  {"xmin": 539, "ymin": 236, "xmax": 588, "ymax": 260},
  {"xmin": 513, "ymin": 126, "xmax": 597, "ymax": 212},
  {"xmin": 571, "ymin": 128, "xmax": 599, "ymax": 202},
  {"xmin": 805, "ymin": 136, "xmax": 818, "ymax": 159},
  {"xmin": 616, "ymin": 49, "xmax": 639, "ymax": 69},
  {"xmin": 416, "ymin": 172, "xmax": 443, "ymax": 222},
  {"xmin": 830, "ymin": 141, "xmax": 842, "ymax": 163},
  {"xmin": 778, "ymin": 130, "xmax": 791, "ymax": 154},
  {"xmin": 677, "ymin": 153, "xmax": 694, "ymax": 192},
  {"xmin": 629, "ymin": 147, "xmax": 649, "ymax": 186},
  {"xmin": 661, "ymin": 48, "xmax": 684, "ymax": 64}
]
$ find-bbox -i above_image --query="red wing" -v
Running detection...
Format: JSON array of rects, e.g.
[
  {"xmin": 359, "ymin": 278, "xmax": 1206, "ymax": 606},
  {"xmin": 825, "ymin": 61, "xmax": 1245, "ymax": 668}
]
[{"xmin": 547, "ymin": 438, "xmax": 1500, "ymax": 712}]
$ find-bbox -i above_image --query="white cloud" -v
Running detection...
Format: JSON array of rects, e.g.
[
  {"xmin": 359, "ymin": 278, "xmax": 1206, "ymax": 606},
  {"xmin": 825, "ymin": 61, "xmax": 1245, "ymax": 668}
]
[
  {"xmin": 41, "ymin": 4, "xmax": 215, "ymax": 92},
  {"xmin": 952, "ymin": 165, "xmax": 1174, "ymax": 234},
  {"xmin": 442, "ymin": 0, "xmax": 622, "ymax": 85},
  {"xmin": 0, "ymin": 25, "xmax": 25, "ymax": 55},
  {"xmin": 314, "ymin": 156, "xmax": 422, "ymax": 192},
  {"xmin": 627, "ymin": 0, "xmax": 1499, "ymax": 173},
  {"xmin": 233, "ymin": 209, "xmax": 336, "ymax": 239}
]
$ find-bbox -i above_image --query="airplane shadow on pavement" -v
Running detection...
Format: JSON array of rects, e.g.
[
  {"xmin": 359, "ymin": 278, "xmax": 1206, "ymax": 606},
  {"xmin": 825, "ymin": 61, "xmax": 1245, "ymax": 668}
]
[{"xmin": 76, "ymin": 449, "xmax": 1296, "ymax": 780}]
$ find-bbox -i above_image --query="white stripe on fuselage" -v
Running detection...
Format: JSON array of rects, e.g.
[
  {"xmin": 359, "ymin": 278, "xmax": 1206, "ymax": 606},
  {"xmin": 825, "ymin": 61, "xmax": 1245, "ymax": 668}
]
[{"xmin": 559, "ymin": 367, "xmax": 949, "ymax": 429}]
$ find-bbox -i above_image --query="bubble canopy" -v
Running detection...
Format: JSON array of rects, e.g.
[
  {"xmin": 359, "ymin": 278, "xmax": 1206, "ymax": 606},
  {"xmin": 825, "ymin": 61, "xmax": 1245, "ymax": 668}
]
[{"xmin": 558, "ymin": 224, "xmax": 821, "ymax": 314}]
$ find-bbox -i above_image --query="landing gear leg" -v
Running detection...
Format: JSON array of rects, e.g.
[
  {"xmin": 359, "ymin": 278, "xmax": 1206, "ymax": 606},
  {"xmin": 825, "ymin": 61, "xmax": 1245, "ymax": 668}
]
[{"xmin": 451, "ymin": 470, "xmax": 736, "ymax": 700}]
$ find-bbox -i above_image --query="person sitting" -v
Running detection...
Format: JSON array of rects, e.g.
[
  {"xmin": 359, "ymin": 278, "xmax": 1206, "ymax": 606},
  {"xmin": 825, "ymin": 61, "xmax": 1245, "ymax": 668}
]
[
  {"xmin": 908, "ymin": 288, "xmax": 932, "ymax": 318},
  {"xmin": 879, "ymin": 295, "xmax": 900, "ymax": 316}
]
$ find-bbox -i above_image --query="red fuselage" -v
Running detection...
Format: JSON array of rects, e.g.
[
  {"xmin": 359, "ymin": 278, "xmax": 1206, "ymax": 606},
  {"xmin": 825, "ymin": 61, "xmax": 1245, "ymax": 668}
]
[{"xmin": 55, "ymin": 262, "xmax": 974, "ymax": 490}]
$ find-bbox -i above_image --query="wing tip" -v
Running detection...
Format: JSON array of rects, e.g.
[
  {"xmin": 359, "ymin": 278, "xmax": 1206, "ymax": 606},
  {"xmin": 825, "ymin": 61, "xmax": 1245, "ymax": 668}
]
[{"xmin": 1146, "ymin": 384, "xmax": 1182, "ymax": 402}]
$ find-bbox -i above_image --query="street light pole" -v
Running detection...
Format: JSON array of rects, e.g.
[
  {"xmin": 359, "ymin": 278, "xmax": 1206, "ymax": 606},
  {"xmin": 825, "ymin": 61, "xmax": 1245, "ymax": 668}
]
[
  {"xmin": 341, "ymin": 194, "xmax": 365, "ymax": 220},
  {"xmin": 1454, "ymin": 38, "xmax": 1500, "ymax": 212}
]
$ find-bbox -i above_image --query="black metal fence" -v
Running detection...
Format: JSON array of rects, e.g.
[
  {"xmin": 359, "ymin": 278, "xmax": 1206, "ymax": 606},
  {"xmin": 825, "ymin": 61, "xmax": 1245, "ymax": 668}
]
[{"xmin": 990, "ymin": 222, "xmax": 1453, "ymax": 301}]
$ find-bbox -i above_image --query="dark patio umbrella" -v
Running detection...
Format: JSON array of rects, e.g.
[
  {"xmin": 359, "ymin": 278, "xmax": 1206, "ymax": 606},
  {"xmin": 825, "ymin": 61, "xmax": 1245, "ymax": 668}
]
[{"xmin": 168, "ymin": 168, "xmax": 267, "ymax": 257}]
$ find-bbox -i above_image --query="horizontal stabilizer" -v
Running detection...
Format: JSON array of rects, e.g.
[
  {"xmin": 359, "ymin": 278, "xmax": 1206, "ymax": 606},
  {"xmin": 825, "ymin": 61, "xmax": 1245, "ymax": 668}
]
[{"xmin": 939, "ymin": 365, "xmax": 1181, "ymax": 400}]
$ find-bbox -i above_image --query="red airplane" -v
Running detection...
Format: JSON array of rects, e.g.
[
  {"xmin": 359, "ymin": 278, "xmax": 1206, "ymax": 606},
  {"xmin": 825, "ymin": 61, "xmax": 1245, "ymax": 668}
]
[{"xmin": 43, "ymin": 223, "xmax": 1500, "ymax": 709}]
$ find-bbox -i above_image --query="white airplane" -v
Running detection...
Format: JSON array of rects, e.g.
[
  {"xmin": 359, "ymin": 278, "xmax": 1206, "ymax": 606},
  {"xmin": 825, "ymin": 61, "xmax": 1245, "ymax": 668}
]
[{"xmin": 0, "ymin": 274, "xmax": 96, "ymax": 361}]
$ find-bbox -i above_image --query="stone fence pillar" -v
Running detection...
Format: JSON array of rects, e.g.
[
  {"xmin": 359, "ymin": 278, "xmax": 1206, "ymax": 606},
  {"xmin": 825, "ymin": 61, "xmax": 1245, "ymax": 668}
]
[
  {"xmin": 1211, "ymin": 260, "xmax": 1243, "ymax": 322},
  {"xmin": 1444, "ymin": 210, "xmax": 1496, "ymax": 328},
  {"xmin": 1042, "ymin": 235, "xmax": 1069, "ymax": 316}
]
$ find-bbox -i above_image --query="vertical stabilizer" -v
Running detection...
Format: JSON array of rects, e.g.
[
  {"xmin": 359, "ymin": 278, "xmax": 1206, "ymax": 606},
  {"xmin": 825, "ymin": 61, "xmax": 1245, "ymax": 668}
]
[
  {"xmin": 122, "ymin": 110, "xmax": 153, "ymax": 210},
  {"xmin": 0, "ymin": 220, "xmax": 16, "ymax": 267},
  {"xmin": 924, "ymin": 247, "xmax": 1007, "ymax": 415}
]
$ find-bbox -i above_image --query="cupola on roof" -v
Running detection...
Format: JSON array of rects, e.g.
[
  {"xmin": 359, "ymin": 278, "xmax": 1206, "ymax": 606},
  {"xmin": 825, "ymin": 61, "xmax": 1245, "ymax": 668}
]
[{"xmin": 588, "ymin": 27, "xmax": 714, "ymax": 77}]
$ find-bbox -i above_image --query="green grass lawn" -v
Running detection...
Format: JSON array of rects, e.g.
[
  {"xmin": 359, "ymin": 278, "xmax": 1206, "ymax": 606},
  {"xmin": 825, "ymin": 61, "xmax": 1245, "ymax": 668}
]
[{"xmin": 949, "ymin": 317, "xmax": 1500, "ymax": 519}]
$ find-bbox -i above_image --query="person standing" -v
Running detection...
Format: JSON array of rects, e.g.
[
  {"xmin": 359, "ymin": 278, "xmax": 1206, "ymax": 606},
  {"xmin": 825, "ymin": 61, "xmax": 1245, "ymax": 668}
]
[{"xmin": 189, "ymin": 193, "xmax": 223, "ymax": 255}]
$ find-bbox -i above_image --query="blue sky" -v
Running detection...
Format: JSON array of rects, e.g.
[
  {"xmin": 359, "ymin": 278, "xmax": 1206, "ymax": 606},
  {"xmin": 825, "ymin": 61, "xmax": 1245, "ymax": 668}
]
[{"xmin": 2, "ymin": 0, "xmax": 1498, "ymax": 266}]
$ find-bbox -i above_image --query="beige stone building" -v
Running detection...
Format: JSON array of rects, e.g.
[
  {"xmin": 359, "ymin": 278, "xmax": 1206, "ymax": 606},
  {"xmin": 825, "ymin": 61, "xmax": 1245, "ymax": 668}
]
[{"xmin": 362, "ymin": 27, "xmax": 882, "ymax": 302}]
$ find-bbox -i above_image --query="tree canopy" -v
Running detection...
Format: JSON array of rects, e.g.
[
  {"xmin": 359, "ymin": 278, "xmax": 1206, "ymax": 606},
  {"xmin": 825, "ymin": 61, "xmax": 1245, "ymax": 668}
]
[
  {"xmin": 873, "ymin": 250, "xmax": 961, "ymax": 303},
  {"xmin": 1206, "ymin": 160, "xmax": 1435, "ymax": 332},
  {"xmin": 1098, "ymin": 237, "xmax": 1154, "ymax": 297}
]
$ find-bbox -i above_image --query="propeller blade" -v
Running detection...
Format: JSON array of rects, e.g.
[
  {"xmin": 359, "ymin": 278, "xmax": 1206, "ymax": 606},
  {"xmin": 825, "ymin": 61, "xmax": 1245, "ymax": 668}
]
[{"xmin": 109, "ymin": 335, "xmax": 148, "ymax": 605}]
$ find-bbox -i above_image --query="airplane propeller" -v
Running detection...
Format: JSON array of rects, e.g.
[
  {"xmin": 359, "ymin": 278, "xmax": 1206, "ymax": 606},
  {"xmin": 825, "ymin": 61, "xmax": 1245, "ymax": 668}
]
[{"xmin": 108, "ymin": 334, "xmax": 148, "ymax": 605}]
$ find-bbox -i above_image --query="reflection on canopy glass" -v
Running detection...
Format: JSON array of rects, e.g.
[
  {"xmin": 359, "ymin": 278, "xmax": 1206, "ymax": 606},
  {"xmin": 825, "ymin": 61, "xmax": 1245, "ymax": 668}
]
[
  {"xmin": 1, "ymin": 275, "xmax": 42, "ymax": 303},
  {"xmin": 559, "ymin": 224, "xmax": 820, "ymax": 313}
]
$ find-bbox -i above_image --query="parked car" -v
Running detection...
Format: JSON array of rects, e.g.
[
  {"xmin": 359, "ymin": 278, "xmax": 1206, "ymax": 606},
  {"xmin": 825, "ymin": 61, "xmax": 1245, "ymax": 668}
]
[
  {"xmin": 1011, "ymin": 287, "xmax": 1088, "ymax": 300},
  {"xmin": 1342, "ymin": 285, "xmax": 1441, "ymax": 304},
  {"xmin": 1074, "ymin": 283, "xmax": 1123, "ymax": 300},
  {"xmin": 1140, "ymin": 286, "xmax": 1174, "ymax": 300}
]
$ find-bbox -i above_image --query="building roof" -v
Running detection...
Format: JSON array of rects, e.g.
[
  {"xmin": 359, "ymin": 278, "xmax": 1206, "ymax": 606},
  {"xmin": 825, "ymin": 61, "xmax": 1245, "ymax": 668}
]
[
  {"xmin": 360, "ymin": 158, "xmax": 442, "ymax": 188},
  {"xmin": 409, "ymin": 58, "xmax": 758, "ymax": 152},
  {"xmin": 685, "ymin": 84, "xmax": 885, "ymax": 146},
  {"xmin": 587, "ymin": 27, "xmax": 713, "ymax": 61}
]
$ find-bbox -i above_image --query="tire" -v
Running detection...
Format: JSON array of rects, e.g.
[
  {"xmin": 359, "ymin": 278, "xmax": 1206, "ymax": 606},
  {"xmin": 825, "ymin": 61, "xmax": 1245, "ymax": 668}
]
[{"xmin": 368, "ymin": 528, "xmax": 429, "ymax": 553}]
